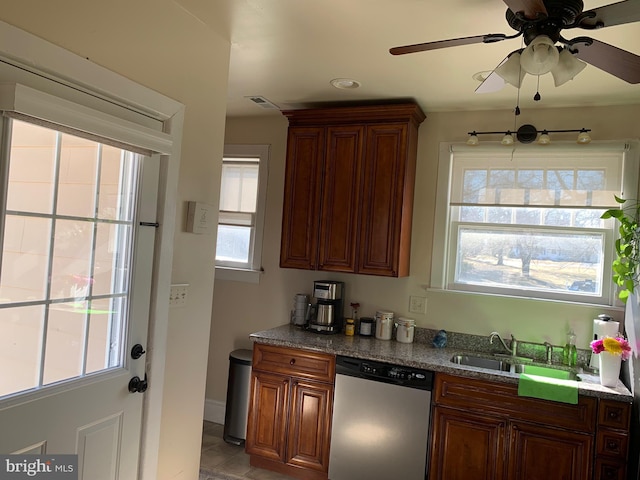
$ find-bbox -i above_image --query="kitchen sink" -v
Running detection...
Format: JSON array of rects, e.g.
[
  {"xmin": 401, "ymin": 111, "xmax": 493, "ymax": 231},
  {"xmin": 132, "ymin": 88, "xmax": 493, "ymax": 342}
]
[
  {"xmin": 450, "ymin": 355, "xmax": 511, "ymax": 372},
  {"xmin": 513, "ymin": 364, "xmax": 580, "ymax": 381},
  {"xmin": 450, "ymin": 355, "xmax": 580, "ymax": 380}
]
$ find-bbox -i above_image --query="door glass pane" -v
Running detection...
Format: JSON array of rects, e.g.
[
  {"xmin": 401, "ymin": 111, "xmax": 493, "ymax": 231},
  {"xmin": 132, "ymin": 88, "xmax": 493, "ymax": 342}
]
[
  {"xmin": 43, "ymin": 304, "xmax": 85, "ymax": 385},
  {"xmin": 50, "ymin": 219, "xmax": 93, "ymax": 301},
  {"xmin": 0, "ymin": 216, "xmax": 51, "ymax": 304},
  {"xmin": 0, "ymin": 119, "xmax": 140, "ymax": 399},
  {"xmin": 57, "ymin": 134, "xmax": 98, "ymax": 218},
  {"xmin": 0, "ymin": 306, "xmax": 44, "ymax": 397},
  {"xmin": 5, "ymin": 122, "xmax": 56, "ymax": 214}
]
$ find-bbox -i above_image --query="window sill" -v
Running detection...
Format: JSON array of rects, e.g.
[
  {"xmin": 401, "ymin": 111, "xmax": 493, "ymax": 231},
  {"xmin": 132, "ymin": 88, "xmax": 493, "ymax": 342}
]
[{"xmin": 215, "ymin": 266, "xmax": 263, "ymax": 284}]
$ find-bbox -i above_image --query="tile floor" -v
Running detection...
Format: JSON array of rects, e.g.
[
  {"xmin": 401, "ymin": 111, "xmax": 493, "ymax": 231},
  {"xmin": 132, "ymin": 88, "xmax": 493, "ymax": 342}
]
[{"xmin": 200, "ymin": 421, "xmax": 296, "ymax": 480}]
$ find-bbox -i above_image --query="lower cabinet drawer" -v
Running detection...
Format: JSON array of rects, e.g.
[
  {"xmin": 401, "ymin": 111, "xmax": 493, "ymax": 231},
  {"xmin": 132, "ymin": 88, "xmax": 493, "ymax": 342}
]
[
  {"xmin": 252, "ymin": 343, "xmax": 335, "ymax": 382},
  {"xmin": 596, "ymin": 429, "xmax": 628, "ymax": 459},
  {"xmin": 594, "ymin": 458, "xmax": 626, "ymax": 480}
]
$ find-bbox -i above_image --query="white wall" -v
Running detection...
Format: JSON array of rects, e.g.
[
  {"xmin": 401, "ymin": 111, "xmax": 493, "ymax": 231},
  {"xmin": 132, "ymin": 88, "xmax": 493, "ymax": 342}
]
[
  {"xmin": 207, "ymin": 105, "xmax": 640, "ymax": 403},
  {"xmin": 0, "ymin": 3, "xmax": 230, "ymax": 479}
]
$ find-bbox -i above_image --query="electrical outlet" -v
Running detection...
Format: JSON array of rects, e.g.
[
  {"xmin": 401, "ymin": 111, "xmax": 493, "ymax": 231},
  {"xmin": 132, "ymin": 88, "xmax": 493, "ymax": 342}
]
[
  {"xmin": 409, "ymin": 295, "xmax": 427, "ymax": 315},
  {"xmin": 169, "ymin": 284, "xmax": 189, "ymax": 307}
]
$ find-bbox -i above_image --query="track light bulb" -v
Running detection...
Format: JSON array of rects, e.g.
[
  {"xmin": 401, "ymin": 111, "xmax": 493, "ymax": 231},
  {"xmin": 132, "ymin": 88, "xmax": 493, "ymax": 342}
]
[
  {"xmin": 467, "ymin": 134, "xmax": 479, "ymax": 146},
  {"xmin": 537, "ymin": 131, "xmax": 551, "ymax": 145},
  {"xmin": 577, "ymin": 130, "xmax": 591, "ymax": 144},
  {"xmin": 501, "ymin": 133, "xmax": 515, "ymax": 145}
]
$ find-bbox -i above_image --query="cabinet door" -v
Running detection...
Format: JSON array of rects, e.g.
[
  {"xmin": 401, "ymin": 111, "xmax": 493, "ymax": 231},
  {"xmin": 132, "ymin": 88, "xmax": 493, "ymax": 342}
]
[
  {"xmin": 358, "ymin": 123, "xmax": 413, "ymax": 276},
  {"xmin": 430, "ymin": 406, "xmax": 506, "ymax": 480},
  {"xmin": 507, "ymin": 421, "xmax": 592, "ymax": 480},
  {"xmin": 318, "ymin": 125, "xmax": 364, "ymax": 272},
  {"xmin": 286, "ymin": 379, "xmax": 333, "ymax": 473},
  {"xmin": 280, "ymin": 127, "xmax": 325, "ymax": 270},
  {"xmin": 245, "ymin": 372, "xmax": 290, "ymax": 462}
]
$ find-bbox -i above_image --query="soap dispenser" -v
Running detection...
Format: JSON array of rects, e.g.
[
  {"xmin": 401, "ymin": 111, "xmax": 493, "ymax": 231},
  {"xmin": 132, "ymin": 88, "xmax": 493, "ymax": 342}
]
[{"xmin": 562, "ymin": 330, "xmax": 577, "ymax": 367}]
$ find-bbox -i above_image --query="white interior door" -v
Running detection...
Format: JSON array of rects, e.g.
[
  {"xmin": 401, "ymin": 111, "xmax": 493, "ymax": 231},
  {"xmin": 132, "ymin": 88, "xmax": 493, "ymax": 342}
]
[{"xmin": 0, "ymin": 116, "xmax": 160, "ymax": 479}]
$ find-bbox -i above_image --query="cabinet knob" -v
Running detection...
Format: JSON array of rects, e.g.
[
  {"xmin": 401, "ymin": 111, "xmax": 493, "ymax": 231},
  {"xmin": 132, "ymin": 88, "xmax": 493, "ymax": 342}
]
[
  {"xmin": 290, "ymin": 358, "xmax": 296, "ymax": 365},
  {"xmin": 606, "ymin": 439, "xmax": 620, "ymax": 451},
  {"xmin": 608, "ymin": 408, "xmax": 621, "ymax": 420},
  {"xmin": 602, "ymin": 465, "xmax": 618, "ymax": 480}
]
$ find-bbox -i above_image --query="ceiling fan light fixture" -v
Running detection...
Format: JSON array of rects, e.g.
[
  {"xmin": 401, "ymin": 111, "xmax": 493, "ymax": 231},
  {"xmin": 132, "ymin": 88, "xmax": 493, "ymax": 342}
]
[
  {"xmin": 520, "ymin": 35, "xmax": 559, "ymax": 75},
  {"xmin": 494, "ymin": 52, "xmax": 525, "ymax": 88},
  {"xmin": 467, "ymin": 133, "xmax": 479, "ymax": 146},
  {"xmin": 551, "ymin": 49, "xmax": 587, "ymax": 87}
]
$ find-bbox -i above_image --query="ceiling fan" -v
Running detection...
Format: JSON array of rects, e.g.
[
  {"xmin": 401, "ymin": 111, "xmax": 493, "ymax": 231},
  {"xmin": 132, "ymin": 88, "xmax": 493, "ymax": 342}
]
[{"xmin": 390, "ymin": 0, "xmax": 640, "ymax": 90}]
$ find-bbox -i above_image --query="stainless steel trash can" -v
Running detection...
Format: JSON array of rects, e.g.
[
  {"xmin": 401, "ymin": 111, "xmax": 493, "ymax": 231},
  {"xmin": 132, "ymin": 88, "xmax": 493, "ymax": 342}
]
[{"xmin": 223, "ymin": 349, "xmax": 253, "ymax": 445}]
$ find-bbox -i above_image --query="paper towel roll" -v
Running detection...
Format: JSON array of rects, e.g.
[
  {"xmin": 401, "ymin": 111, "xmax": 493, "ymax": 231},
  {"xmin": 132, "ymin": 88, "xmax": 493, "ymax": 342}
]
[
  {"xmin": 593, "ymin": 319, "xmax": 620, "ymax": 339},
  {"xmin": 589, "ymin": 319, "xmax": 621, "ymax": 369}
]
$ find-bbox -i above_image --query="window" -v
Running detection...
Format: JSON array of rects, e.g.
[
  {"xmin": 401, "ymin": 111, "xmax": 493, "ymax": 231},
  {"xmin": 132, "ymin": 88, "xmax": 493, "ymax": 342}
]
[
  {"xmin": 432, "ymin": 142, "xmax": 638, "ymax": 305},
  {"xmin": 0, "ymin": 118, "xmax": 147, "ymax": 398},
  {"xmin": 215, "ymin": 144, "xmax": 268, "ymax": 282}
]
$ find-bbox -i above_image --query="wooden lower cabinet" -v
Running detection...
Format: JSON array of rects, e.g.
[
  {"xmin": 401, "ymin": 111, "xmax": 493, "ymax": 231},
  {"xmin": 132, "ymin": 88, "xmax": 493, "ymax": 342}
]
[
  {"xmin": 245, "ymin": 344, "xmax": 335, "ymax": 480},
  {"xmin": 507, "ymin": 421, "xmax": 592, "ymax": 480},
  {"xmin": 430, "ymin": 374, "xmax": 629, "ymax": 480},
  {"xmin": 430, "ymin": 406, "xmax": 506, "ymax": 480}
]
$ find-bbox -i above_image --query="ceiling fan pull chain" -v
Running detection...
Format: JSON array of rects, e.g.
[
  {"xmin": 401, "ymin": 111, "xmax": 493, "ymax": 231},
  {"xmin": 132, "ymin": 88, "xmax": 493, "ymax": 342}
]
[{"xmin": 534, "ymin": 75, "xmax": 542, "ymax": 101}]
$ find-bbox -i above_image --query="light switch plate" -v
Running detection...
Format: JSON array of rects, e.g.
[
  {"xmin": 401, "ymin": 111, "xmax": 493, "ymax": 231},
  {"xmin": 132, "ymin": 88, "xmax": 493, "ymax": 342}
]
[
  {"xmin": 170, "ymin": 284, "xmax": 189, "ymax": 307},
  {"xmin": 409, "ymin": 295, "xmax": 427, "ymax": 315}
]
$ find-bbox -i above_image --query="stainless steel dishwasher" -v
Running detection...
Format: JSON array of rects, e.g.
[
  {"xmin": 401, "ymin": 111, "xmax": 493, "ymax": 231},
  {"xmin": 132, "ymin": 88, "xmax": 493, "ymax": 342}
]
[{"xmin": 329, "ymin": 355, "xmax": 434, "ymax": 480}]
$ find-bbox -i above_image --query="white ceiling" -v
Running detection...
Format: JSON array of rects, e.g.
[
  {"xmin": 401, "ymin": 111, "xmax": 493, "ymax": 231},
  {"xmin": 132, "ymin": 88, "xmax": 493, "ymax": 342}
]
[{"xmin": 179, "ymin": 0, "xmax": 640, "ymax": 117}]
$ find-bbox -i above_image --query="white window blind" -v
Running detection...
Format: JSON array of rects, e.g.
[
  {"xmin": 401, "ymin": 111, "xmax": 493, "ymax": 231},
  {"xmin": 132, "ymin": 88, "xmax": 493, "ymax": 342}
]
[{"xmin": 432, "ymin": 142, "xmax": 638, "ymax": 305}]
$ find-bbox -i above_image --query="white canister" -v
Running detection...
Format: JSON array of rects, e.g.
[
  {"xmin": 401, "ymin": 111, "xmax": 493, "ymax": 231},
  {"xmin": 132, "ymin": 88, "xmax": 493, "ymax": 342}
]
[
  {"xmin": 375, "ymin": 311, "xmax": 394, "ymax": 340},
  {"xmin": 395, "ymin": 317, "xmax": 415, "ymax": 344}
]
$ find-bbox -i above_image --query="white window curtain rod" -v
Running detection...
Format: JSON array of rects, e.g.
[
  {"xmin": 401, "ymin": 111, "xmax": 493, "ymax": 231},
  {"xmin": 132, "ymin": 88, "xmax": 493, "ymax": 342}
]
[{"xmin": 0, "ymin": 83, "xmax": 173, "ymax": 155}]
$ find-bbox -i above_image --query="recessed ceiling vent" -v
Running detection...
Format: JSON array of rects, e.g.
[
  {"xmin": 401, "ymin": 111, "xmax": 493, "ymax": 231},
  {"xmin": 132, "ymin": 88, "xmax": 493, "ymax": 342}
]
[{"xmin": 245, "ymin": 96, "xmax": 279, "ymax": 109}]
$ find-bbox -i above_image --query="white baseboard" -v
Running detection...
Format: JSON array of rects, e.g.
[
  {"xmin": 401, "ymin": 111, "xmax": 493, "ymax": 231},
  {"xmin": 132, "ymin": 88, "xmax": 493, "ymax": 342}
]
[{"xmin": 203, "ymin": 398, "xmax": 226, "ymax": 425}]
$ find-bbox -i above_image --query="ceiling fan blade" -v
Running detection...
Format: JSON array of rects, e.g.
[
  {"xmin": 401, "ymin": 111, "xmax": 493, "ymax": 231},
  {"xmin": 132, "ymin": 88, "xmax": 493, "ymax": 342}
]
[
  {"xmin": 390, "ymin": 34, "xmax": 508, "ymax": 55},
  {"xmin": 579, "ymin": 0, "xmax": 640, "ymax": 28},
  {"xmin": 502, "ymin": 0, "xmax": 547, "ymax": 18},
  {"xmin": 474, "ymin": 56, "xmax": 510, "ymax": 94},
  {"xmin": 475, "ymin": 70, "xmax": 507, "ymax": 94},
  {"xmin": 573, "ymin": 39, "xmax": 640, "ymax": 83}
]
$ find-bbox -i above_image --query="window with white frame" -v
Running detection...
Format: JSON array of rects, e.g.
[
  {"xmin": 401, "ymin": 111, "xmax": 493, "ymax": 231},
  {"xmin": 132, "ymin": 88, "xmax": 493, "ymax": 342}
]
[
  {"xmin": 215, "ymin": 145, "xmax": 268, "ymax": 281},
  {"xmin": 431, "ymin": 142, "xmax": 638, "ymax": 305}
]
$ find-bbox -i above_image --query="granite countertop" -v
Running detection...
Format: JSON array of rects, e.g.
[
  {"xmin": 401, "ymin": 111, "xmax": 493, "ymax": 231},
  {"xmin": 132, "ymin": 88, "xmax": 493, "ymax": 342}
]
[{"xmin": 250, "ymin": 324, "xmax": 633, "ymax": 402}]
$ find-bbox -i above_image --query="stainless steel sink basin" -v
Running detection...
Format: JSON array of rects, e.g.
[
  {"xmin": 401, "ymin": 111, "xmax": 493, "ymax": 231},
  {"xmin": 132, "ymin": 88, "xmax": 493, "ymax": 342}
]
[
  {"xmin": 450, "ymin": 355, "xmax": 511, "ymax": 372},
  {"xmin": 512, "ymin": 364, "xmax": 580, "ymax": 381},
  {"xmin": 450, "ymin": 355, "xmax": 580, "ymax": 380}
]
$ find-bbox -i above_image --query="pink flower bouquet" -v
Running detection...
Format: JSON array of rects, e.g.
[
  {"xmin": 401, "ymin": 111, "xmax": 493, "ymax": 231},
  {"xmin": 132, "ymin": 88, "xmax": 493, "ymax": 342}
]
[{"xmin": 590, "ymin": 336, "xmax": 631, "ymax": 361}]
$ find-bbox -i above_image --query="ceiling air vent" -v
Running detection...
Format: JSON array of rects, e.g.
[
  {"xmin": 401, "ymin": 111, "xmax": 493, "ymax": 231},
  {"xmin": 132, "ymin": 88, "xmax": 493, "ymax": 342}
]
[{"xmin": 245, "ymin": 96, "xmax": 279, "ymax": 109}]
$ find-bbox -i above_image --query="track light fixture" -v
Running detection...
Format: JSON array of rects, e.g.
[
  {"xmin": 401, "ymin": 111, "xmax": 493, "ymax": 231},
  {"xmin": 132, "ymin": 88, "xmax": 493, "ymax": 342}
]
[{"xmin": 466, "ymin": 124, "xmax": 591, "ymax": 146}]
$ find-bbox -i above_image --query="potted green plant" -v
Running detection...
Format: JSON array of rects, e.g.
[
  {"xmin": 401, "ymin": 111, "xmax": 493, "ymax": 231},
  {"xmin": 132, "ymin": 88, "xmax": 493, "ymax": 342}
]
[{"xmin": 601, "ymin": 196, "xmax": 640, "ymax": 302}]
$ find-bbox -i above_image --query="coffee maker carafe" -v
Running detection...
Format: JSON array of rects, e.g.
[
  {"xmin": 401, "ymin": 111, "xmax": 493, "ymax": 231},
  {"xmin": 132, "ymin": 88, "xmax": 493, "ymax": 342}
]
[{"xmin": 308, "ymin": 280, "xmax": 344, "ymax": 334}]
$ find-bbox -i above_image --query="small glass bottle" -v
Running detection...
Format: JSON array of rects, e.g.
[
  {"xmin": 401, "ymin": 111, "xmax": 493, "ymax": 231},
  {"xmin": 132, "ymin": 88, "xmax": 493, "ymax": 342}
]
[
  {"xmin": 344, "ymin": 318, "xmax": 355, "ymax": 336},
  {"xmin": 562, "ymin": 330, "xmax": 577, "ymax": 367}
]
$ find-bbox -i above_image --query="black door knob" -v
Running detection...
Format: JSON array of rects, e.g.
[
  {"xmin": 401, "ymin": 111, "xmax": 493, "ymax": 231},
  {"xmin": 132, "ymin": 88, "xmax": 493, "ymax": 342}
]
[
  {"xmin": 131, "ymin": 344, "xmax": 146, "ymax": 359},
  {"xmin": 128, "ymin": 374, "xmax": 148, "ymax": 393}
]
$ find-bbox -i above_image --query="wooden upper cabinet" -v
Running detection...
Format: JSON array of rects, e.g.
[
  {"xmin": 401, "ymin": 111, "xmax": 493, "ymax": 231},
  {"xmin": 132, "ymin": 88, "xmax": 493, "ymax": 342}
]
[
  {"xmin": 280, "ymin": 127, "xmax": 325, "ymax": 270},
  {"xmin": 318, "ymin": 126, "xmax": 364, "ymax": 272},
  {"xmin": 280, "ymin": 103, "xmax": 425, "ymax": 277}
]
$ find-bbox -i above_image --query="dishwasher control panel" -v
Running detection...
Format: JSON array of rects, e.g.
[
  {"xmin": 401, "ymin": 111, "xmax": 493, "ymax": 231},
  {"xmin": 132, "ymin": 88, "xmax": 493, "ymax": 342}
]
[{"xmin": 336, "ymin": 356, "xmax": 434, "ymax": 390}]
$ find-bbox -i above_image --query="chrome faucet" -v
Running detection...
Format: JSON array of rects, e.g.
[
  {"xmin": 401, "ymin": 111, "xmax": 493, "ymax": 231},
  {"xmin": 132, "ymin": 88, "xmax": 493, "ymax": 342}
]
[
  {"xmin": 543, "ymin": 342, "xmax": 553, "ymax": 364},
  {"xmin": 489, "ymin": 332, "xmax": 517, "ymax": 356}
]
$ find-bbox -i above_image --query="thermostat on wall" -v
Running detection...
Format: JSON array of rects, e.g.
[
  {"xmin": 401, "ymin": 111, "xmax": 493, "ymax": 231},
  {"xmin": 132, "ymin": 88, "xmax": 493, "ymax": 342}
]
[{"xmin": 186, "ymin": 201, "xmax": 215, "ymax": 234}]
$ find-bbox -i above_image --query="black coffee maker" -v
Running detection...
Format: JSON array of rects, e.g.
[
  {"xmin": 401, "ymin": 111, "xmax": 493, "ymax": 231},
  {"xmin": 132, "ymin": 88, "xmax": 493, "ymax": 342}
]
[{"xmin": 307, "ymin": 280, "xmax": 344, "ymax": 334}]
